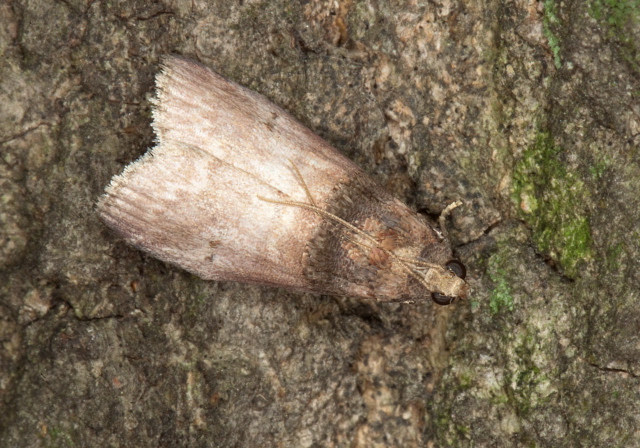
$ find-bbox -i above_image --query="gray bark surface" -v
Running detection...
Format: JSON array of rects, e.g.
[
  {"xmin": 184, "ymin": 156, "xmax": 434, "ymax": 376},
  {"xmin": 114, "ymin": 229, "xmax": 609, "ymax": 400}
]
[{"xmin": 1, "ymin": 0, "xmax": 639, "ymax": 446}]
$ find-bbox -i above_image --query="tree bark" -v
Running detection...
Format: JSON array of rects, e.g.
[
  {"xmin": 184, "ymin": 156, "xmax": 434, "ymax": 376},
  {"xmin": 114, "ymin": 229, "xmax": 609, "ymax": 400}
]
[{"xmin": 1, "ymin": 0, "xmax": 639, "ymax": 446}]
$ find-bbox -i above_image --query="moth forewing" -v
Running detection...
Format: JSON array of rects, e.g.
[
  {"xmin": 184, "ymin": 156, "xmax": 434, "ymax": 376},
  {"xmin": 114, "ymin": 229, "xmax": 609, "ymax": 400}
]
[{"xmin": 97, "ymin": 56, "xmax": 470, "ymax": 305}]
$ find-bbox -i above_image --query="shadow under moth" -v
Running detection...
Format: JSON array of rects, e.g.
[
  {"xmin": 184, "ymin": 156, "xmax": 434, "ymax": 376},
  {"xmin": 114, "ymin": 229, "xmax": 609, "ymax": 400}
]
[{"xmin": 97, "ymin": 56, "xmax": 469, "ymax": 305}]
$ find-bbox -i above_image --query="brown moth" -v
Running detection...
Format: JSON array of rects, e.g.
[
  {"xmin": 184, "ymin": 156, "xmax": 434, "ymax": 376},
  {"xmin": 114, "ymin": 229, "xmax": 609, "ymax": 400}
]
[{"xmin": 97, "ymin": 56, "xmax": 469, "ymax": 305}]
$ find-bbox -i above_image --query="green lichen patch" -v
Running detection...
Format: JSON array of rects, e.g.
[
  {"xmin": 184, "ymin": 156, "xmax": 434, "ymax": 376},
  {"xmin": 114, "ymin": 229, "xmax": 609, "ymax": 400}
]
[
  {"xmin": 512, "ymin": 132, "xmax": 594, "ymax": 278},
  {"xmin": 588, "ymin": 154, "xmax": 611, "ymax": 179},
  {"xmin": 486, "ymin": 246, "xmax": 516, "ymax": 314},
  {"xmin": 44, "ymin": 425, "xmax": 77, "ymax": 448},
  {"xmin": 505, "ymin": 331, "xmax": 554, "ymax": 419},
  {"xmin": 589, "ymin": 0, "xmax": 640, "ymax": 71},
  {"xmin": 605, "ymin": 241, "xmax": 625, "ymax": 271},
  {"xmin": 489, "ymin": 273, "xmax": 514, "ymax": 314},
  {"xmin": 543, "ymin": 0, "xmax": 562, "ymax": 68}
]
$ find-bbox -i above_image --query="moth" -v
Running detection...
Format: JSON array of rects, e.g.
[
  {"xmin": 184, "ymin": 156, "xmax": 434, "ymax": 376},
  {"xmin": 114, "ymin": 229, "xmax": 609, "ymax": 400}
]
[{"xmin": 97, "ymin": 56, "xmax": 469, "ymax": 305}]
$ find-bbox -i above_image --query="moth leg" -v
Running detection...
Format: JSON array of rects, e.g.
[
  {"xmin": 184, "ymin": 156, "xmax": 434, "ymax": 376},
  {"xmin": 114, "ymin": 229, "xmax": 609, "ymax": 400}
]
[{"xmin": 438, "ymin": 200, "xmax": 463, "ymax": 242}]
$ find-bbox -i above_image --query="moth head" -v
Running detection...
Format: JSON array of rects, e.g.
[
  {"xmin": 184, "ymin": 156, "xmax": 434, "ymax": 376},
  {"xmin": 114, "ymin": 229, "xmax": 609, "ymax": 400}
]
[{"xmin": 420, "ymin": 259, "xmax": 469, "ymax": 305}]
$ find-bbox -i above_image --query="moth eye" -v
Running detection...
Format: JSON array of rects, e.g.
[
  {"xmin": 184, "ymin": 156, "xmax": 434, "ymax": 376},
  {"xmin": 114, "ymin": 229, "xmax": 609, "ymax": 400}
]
[
  {"xmin": 431, "ymin": 292, "xmax": 456, "ymax": 306},
  {"xmin": 446, "ymin": 260, "xmax": 466, "ymax": 279}
]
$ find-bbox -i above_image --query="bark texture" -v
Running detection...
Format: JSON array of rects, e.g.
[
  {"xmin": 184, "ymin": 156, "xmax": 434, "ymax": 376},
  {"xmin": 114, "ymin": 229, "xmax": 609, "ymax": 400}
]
[{"xmin": 1, "ymin": 0, "xmax": 639, "ymax": 446}]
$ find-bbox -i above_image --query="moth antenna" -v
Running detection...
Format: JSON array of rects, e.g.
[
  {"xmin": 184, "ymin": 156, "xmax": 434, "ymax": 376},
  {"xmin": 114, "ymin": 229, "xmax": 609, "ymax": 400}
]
[
  {"xmin": 256, "ymin": 196, "xmax": 436, "ymax": 292},
  {"xmin": 393, "ymin": 255, "xmax": 441, "ymax": 270},
  {"xmin": 341, "ymin": 236, "xmax": 440, "ymax": 271},
  {"xmin": 287, "ymin": 160, "xmax": 317, "ymax": 207},
  {"xmin": 185, "ymin": 141, "xmax": 291, "ymax": 197},
  {"xmin": 286, "ymin": 161, "xmax": 450, "ymax": 274},
  {"xmin": 256, "ymin": 197, "xmax": 377, "ymax": 245},
  {"xmin": 272, "ymin": 162, "xmax": 436, "ymax": 272},
  {"xmin": 342, "ymin": 235, "xmax": 377, "ymax": 254}
]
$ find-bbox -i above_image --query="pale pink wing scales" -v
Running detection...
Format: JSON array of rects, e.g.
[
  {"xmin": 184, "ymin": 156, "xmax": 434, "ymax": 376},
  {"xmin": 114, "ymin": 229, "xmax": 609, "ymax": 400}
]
[
  {"xmin": 98, "ymin": 57, "xmax": 364, "ymax": 289},
  {"xmin": 98, "ymin": 139, "xmax": 320, "ymax": 289},
  {"xmin": 152, "ymin": 56, "xmax": 360, "ymax": 208}
]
